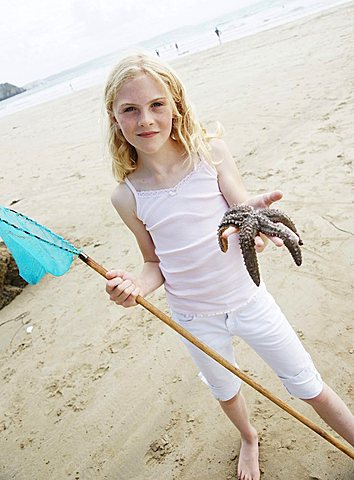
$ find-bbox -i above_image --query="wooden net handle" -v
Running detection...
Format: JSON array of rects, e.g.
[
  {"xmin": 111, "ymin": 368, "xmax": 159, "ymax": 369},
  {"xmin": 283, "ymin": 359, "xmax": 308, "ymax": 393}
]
[{"xmin": 79, "ymin": 253, "xmax": 354, "ymax": 460}]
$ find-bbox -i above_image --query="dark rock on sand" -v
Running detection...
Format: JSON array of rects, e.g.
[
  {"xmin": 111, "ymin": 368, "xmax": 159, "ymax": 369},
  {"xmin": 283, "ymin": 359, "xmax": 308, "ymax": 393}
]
[
  {"xmin": 0, "ymin": 83, "xmax": 26, "ymax": 101},
  {"xmin": 0, "ymin": 243, "xmax": 27, "ymax": 309}
]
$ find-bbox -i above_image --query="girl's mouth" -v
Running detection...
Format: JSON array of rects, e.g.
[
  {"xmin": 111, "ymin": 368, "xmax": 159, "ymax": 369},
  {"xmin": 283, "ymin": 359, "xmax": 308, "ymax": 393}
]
[{"xmin": 137, "ymin": 131, "xmax": 159, "ymax": 138}]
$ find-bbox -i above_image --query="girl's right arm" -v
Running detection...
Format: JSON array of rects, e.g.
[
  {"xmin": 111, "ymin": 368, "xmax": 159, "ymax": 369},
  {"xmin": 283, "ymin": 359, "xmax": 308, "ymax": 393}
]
[{"xmin": 105, "ymin": 183, "xmax": 164, "ymax": 307}]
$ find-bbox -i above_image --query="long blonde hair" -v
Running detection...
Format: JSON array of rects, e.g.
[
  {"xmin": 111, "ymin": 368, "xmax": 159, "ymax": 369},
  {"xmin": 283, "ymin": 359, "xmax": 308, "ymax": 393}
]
[{"xmin": 104, "ymin": 53, "xmax": 220, "ymax": 182}]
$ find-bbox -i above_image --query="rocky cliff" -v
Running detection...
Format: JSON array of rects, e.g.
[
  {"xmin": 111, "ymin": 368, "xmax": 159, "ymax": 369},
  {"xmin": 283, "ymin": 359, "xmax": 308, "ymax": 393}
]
[{"xmin": 0, "ymin": 83, "xmax": 26, "ymax": 101}]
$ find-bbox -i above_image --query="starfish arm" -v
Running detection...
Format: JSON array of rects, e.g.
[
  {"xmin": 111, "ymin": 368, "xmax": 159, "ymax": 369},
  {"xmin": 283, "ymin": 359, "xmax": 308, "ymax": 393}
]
[
  {"xmin": 221, "ymin": 205, "xmax": 254, "ymax": 222},
  {"xmin": 239, "ymin": 220, "xmax": 261, "ymax": 286},
  {"xmin": 258, "ymin": 208, "xmax": 303, "ymax": 245},
  {"xmin": 258, "ymin": 216, "xmax": 302, "ymax": 266},
  {"xmin": 217, "ymin": 225, "xmax": 231, "ymax": 252},
  {"xmin": 217, "ymin": 220, "xmax": 244, "ymax": 252},
  {"xmin": 283, "ymin": 237, "xmax": 302, "ymax": 266},
  {"xmin": 221, "ymin": 211, "xmax": 251, "ymax": 225},
  {"xmin": 217, "ymin": 210, "xmax": 248, "ymax": 253}
]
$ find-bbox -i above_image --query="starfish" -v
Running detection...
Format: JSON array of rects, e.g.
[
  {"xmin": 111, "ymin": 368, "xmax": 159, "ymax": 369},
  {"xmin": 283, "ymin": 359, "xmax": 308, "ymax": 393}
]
[{"xmin": 217, "ymin": 205, "xmax": 303, "ymax": 286}]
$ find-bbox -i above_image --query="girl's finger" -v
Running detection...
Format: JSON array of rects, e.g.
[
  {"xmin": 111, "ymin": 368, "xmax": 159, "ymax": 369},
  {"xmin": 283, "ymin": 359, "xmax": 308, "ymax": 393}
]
[
  {"xmin": 116, "ymin": 283, "xmax": 136, "ymax": 303},
  {"xmin": 264, "ymin": 190, "xmax": 283, "ymax": 207},
  {"xmin": 106, "ymin": 276, "xmax": 124, "ymax": 292},
  {"xmin": 113, "ymin": 279, "xmax": 133, "ymax": 296},
  {"xmin": 108, "ymin": 279, "xmax": 132, "ymax": 299},
  {"xmin": 255, "ymin": 235, "xmax": 265, "ymax": 253},
  {"xmin": 255, "ymin": 234, "xmax": 283, "ymax": 250},
  {"xmin": 122, "ymin": 287, "xmax": 140, "ymax": 307},
  {"xmin": 131, "ymin": 287, "xmax": 140, "ymax": 298},
  {"xmin": 221, "ymin": 226, "xmax": 239, "ymax": 238},
  {"xmin": 269, "ymin": 236, "xmax": 284, "ymax": 247},
  {"xmin": 106, "ymin": 269, "xmax": 125, "ymax": 279}
]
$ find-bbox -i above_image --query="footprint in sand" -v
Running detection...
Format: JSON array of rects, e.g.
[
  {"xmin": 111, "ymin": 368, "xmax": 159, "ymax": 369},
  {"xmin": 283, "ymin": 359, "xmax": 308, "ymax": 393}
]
[
  {"xmin": 145, "ymin": 433, "xmax": 175, "ymax": 465},
  {"xmin": 2, "ymin": 367, "xmax": 16, "ymax": 383},
  {"xmin": 334, "ymin": 101, "xmax": 347, "ymax": 112},
  {"xmin": 91, "ymin": 364, "xmax": 110, "ymax": 381},
  {"xmin": 45, "ymin": 378, "xmax": 66, "ymax": 398},
  {"xmin": 65, "ymin": 396, "xmax": 88, "ymax": 412}
]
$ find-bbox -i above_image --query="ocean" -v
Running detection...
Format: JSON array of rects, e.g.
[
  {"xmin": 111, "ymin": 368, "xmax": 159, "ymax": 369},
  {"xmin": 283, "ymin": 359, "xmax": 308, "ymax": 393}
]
[{"xmin": 0, "ymin": 0, "xmax": 350, "ymax": 119}]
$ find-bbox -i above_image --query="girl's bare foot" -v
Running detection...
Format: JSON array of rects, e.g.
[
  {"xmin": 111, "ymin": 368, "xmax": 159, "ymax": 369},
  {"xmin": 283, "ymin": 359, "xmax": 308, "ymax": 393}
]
[{"xmin": 237, "ymin": 428, "xmax": 260, "ymax": 480}]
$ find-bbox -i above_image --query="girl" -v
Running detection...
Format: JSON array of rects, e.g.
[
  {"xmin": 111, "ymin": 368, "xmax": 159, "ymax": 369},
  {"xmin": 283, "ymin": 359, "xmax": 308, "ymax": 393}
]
[{"xmin": 104, "ymin": 54, "xmax": 354, "ymax": 480}]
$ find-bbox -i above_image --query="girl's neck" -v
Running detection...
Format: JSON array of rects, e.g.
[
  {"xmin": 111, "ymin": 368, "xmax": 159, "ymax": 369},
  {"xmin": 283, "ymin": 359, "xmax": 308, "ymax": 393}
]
[
  {"xmin": 130, "ymin": 142, "xmax": 193, "ymax": 190},
  {"xmin": 136, "ymin": 141, "xmax": 186, "ymax": 175}
]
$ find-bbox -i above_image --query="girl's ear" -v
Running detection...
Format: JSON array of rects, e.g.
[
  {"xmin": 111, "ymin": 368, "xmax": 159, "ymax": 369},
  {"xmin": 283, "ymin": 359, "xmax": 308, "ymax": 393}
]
[
  {"xmin": 112, "ymin": 117, "xmax": 122, "ymax": 132},
  {"xmin": 108, "ymin": 110, "xmax": 118, "ymax": 125},
  {"xmin": 170, "ymin": 120, "xmax": 177, "ymax": 141}
]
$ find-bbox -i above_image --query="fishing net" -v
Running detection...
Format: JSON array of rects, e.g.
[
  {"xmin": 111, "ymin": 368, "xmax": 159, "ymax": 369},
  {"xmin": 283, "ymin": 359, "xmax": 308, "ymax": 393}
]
[{"xmin": 0, "ymin": 206, "xmax": 81, "ymax": 284}]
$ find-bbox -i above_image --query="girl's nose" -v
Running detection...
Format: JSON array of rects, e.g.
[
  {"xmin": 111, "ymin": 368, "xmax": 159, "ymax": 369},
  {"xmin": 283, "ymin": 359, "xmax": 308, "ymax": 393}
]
[{"xmin": 138, "ymin": 109, "xmax": 153, "ymax": 126}]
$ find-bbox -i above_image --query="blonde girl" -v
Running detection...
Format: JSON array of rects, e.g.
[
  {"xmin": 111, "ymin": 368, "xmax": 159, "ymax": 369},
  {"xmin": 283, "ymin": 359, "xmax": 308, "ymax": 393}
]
[{"xmin": 104, "ymin": 53, "xmax": 354, "ymax": 480}]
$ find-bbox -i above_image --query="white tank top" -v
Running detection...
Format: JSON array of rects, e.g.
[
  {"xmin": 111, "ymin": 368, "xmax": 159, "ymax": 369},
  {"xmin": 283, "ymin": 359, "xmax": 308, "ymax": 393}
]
[{"xmin": 125, "ymin": 159, "xmax": 258, "ymax": 315}]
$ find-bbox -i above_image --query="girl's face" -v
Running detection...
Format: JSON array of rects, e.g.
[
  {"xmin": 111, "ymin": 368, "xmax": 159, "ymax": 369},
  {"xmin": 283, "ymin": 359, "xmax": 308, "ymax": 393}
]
[{"xmin": 112, "ymin": 74, "xmax": 174, "ymax": 157}]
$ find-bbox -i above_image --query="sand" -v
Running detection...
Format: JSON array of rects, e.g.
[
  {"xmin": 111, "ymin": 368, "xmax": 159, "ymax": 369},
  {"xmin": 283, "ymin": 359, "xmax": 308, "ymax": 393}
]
[{"xmin": 0, "ymin": 3, "xmax": 353, "ymax": 479}]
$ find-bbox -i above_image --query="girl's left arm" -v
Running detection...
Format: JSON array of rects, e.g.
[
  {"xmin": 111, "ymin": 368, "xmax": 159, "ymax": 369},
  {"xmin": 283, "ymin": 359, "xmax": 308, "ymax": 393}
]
[
  {"xmin": 212, "ymin": 138, "xmax": 284, "ymax": 250},
  {"xmin": 212, "ymin": 138, "xmax": 249, "ymax": 205}
]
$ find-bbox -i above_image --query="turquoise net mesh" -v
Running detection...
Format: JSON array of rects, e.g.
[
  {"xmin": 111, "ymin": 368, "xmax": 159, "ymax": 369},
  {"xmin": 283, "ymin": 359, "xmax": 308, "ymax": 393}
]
[{"xmin": 0, "ymin": 206, "xmax": 81, "ymax": 284}]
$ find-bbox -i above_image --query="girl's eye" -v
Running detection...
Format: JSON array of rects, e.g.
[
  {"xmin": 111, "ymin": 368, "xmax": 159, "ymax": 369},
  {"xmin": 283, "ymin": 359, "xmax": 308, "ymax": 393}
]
[
  {"xmin": 151, "ymin": 102, "xmax": 163, "ymax": 108},
  {"xmin": 123, "ymin": 106, "xmax": 136, "ymax": 113}
]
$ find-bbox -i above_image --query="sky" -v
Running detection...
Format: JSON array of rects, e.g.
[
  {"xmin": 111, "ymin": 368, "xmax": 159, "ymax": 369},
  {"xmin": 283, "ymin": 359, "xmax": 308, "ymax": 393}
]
[{"xmin": 1, "ymin": 0, "xmax": 262, "ymax": 87}]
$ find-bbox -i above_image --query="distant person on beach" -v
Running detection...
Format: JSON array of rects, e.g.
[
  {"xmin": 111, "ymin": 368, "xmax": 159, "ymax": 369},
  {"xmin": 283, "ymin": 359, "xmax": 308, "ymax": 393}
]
[
  {"xmin": 175, "ymin": 42, "xmax": 179, "ymax": 52},
  {"xmin": 215, "ymin": 26, "xmax": 222, "ymax": 43},
  {"xmin": 155, "ymin": 49, "xmax": 160, "ymax": 57},
  {"xmin": 103, "ymin": 54, "xmax": 354, "ymax": 479}
]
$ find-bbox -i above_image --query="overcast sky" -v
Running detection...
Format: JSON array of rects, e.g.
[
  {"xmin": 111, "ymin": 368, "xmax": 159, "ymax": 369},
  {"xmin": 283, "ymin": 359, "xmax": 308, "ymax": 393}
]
[{"xmin": 1, "ymin": 0, "xmax": 261, "ymax": 86}]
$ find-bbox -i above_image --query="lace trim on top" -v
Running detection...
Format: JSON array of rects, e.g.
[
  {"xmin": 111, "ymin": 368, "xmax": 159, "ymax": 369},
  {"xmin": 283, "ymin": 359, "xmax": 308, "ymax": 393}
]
[{"xmin": 133, "ymin": 159, "xmax": 204, "ymax": 197}]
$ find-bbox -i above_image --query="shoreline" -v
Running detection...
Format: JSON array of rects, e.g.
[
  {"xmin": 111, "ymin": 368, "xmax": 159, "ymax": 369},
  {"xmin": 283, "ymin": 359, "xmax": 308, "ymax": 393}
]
[{"xmin": 0, "ymin": 0, "xmax": 352, "ymax": 120}]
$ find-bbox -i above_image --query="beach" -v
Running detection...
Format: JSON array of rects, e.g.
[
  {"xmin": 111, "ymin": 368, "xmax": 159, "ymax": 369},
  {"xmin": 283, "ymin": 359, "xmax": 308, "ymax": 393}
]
[{"xmin": 0, "ymin": 2, "xmax": 353, "ymax": 479}]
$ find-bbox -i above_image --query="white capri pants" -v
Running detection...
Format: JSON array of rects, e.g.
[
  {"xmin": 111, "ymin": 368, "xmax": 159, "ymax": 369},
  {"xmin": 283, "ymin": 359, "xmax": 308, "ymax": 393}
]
[{"xmin": 172, "ymin": 285, "xmax": 323, "ymax": 402}]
